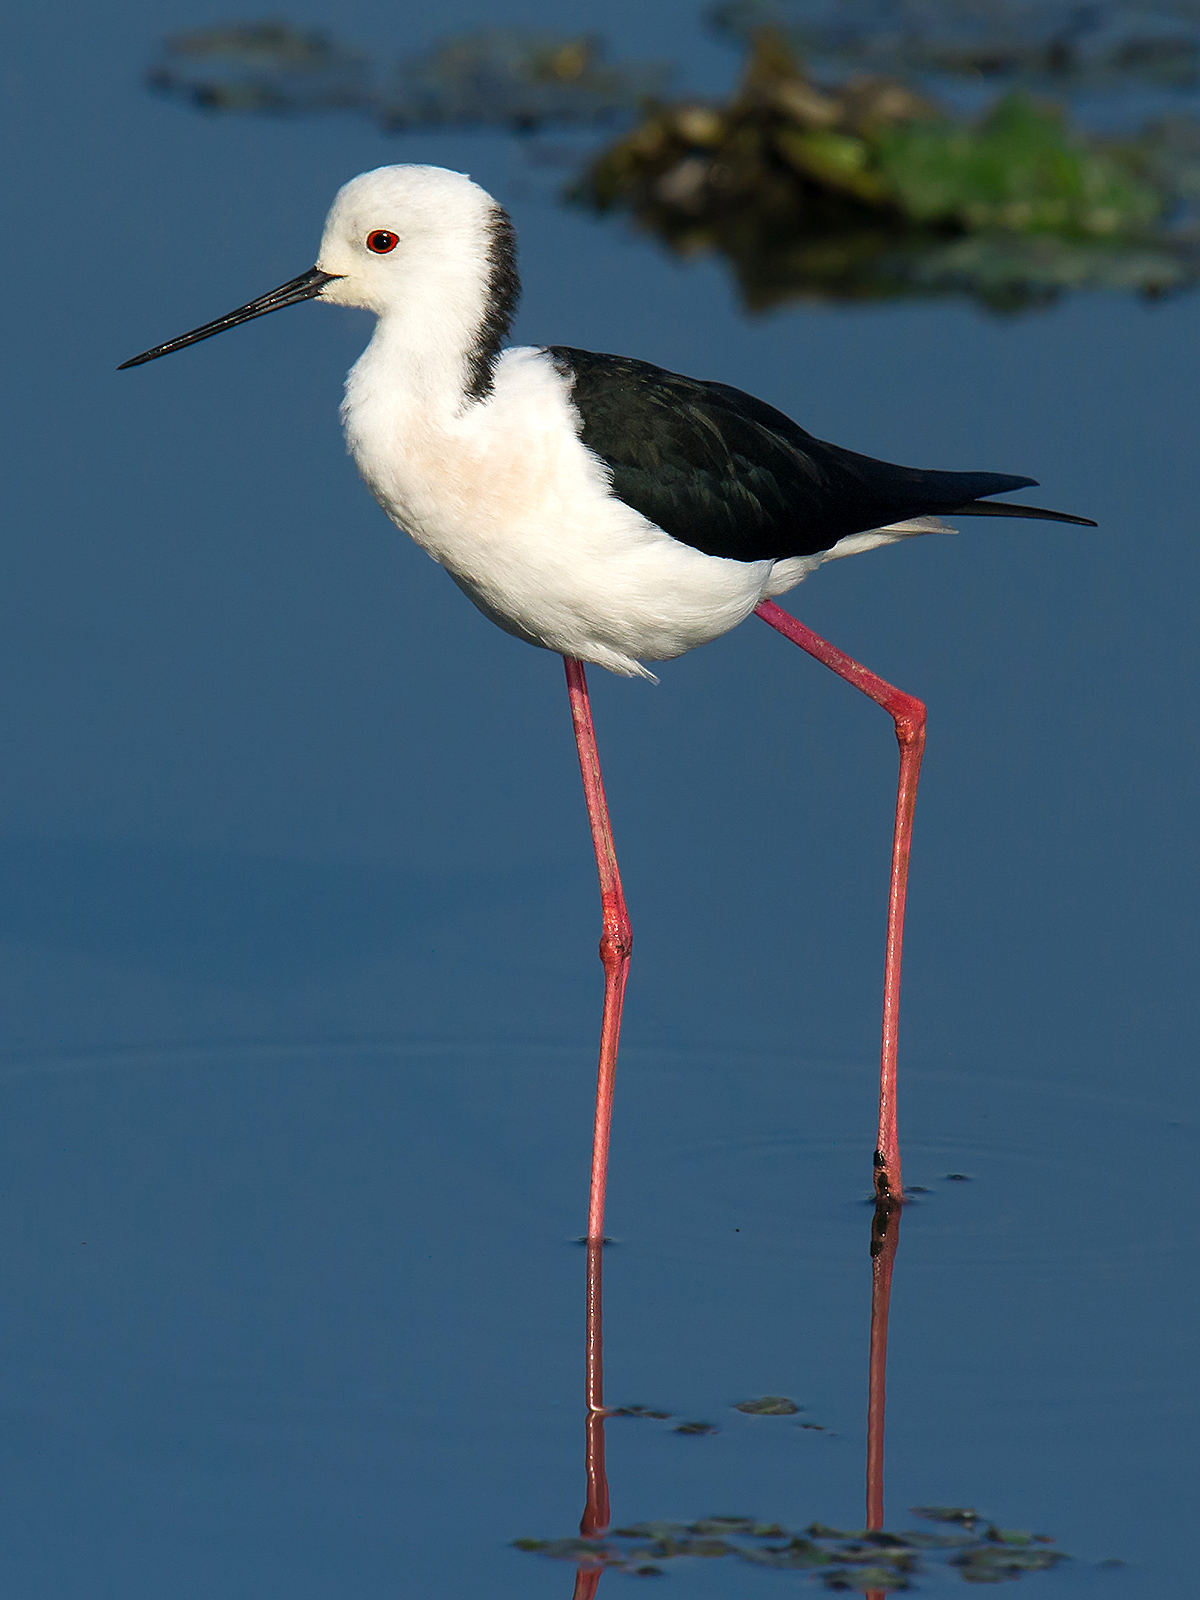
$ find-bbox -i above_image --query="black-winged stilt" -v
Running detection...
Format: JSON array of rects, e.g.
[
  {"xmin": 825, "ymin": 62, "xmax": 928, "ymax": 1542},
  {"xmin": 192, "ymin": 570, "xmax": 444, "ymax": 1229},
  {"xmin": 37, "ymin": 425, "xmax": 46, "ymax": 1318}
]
[{"xmin": 120, "ymin": 163, "xmax": 1093, "ymax": 1227}]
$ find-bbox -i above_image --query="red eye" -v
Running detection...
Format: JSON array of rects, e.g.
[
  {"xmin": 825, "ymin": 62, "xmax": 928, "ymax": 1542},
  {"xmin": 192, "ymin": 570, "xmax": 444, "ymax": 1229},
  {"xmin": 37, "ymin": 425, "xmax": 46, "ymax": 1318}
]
[{"xmin": 366, "ymin": 230, "xmax": 399, "ymax": 254}]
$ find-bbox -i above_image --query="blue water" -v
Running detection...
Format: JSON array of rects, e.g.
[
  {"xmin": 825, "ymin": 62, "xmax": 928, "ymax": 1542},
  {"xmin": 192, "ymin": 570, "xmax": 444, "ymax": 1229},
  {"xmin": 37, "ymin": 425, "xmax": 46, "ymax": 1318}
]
[{"xmin": 1, "ymin": 1, "xmax": 1196, "ymax": 1593}]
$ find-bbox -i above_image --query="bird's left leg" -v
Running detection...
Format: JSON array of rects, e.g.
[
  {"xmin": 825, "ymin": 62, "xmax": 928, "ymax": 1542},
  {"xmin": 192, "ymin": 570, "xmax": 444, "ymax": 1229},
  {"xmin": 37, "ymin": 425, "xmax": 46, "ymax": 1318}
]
[
  {"xmin": 754, "ymin": 600, "xmax": 926, "ymax": 1207},
  {"xmin": 564, "ymin": 657, "xmax": 633, "ymax": 1251}
]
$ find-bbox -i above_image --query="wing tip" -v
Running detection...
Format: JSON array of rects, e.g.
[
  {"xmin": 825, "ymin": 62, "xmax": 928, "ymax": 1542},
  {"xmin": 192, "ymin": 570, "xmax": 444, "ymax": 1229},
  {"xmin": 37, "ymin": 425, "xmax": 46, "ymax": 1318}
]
[{"xmin": 957, "ymin": 498, "xmax": 1097, "ymax": 527}]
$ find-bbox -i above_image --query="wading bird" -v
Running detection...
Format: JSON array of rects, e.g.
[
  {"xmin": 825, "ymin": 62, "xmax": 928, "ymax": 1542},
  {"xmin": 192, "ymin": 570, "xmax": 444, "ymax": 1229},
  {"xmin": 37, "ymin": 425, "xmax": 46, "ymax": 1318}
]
[{"xmin": 121, "ymin": 164, "xmax": 1092, "ymax": 1224}]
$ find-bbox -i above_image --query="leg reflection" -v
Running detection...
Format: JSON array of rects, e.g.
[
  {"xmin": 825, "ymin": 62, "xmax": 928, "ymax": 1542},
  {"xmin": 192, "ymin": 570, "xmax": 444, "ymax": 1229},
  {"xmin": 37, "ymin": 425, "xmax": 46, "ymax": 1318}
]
[
  {"xmin": 571, "ymin": 1551, "xmax": 604, "ymax": 1599},
  {"xmin": 574, "ymin": 1237, "xmax": 611, "ymax": 1595},
  {"xmin": 582, "ymin": 1238, "xmax": 610, "ymax": 1534},
  {"xmin": 865, "ymin": 1199, "xmax": 902, "ymax": 1599}
]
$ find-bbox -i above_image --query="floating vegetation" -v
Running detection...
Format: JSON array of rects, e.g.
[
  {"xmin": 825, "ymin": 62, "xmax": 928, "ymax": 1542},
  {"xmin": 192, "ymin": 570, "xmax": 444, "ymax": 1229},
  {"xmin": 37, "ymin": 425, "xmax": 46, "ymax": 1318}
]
[
  {"xmin": 380, "ymin": 29, "xmax": 668, "ymax": 132},
  {"xmin": 515, "ymin": 1509, "xmax": 1070, "ymax": 1586},
  {"xmin": 573, "ymin": 30, "xmax": 1200, "ymax": 310},
  {"xmin": 709, "ymin": 1, "xmax": 1200, "ymax": 95},
  {"xmin": 911, "ymin": 1505, "xmax": 981, "ymax": 1525},
  {"xmin": 146, "ymin": 22, "xmax": 666, "ymax": 131},
  {"xmin": 146, "ymin": 22, "xmax": 369, "ymax": 114},
  {"xmin": 673, "ymin": 1418, "xmax": 719, "ymax": 1434},
  {"xmin": 736, "ymin": 1393, "xmax": 802, "ymax": 1413},
  {"xmin": 611, "ymin": 1404, "xmax": 674, "ymax": 1419}
]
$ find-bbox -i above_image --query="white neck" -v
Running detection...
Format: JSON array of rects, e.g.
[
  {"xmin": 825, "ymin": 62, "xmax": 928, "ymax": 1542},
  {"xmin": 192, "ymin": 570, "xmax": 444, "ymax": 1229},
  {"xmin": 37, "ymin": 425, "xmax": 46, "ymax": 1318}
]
[{"xmin": 344, "ymin": 259, "xmax": 491, "ymax": 422}]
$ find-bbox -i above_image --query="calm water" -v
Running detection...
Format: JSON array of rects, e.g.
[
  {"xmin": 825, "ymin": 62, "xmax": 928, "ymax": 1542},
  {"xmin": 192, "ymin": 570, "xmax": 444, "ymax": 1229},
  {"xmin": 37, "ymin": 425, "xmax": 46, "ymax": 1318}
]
[{"xmin": 2, "ymin": 1, "xmax": 1197, "ymax": 1593}]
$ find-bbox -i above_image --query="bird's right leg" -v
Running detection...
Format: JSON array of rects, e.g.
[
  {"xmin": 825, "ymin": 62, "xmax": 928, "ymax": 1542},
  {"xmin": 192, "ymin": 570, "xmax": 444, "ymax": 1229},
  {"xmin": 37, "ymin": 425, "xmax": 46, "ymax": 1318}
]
[
  {"xmin": 754, "ymin": 601, "xmax": 926, "ymax": 1207},
  {"xmin": 564, "ymin": 657, "xmax": 633, "ymax": 1254}
]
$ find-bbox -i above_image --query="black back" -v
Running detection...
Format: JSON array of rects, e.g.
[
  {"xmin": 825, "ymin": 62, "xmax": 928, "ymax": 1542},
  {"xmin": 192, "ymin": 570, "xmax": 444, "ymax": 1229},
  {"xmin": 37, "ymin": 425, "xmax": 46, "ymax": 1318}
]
[{"xmin": 548, "ymin": 347, "xmax": 1059, "ymax": 562}]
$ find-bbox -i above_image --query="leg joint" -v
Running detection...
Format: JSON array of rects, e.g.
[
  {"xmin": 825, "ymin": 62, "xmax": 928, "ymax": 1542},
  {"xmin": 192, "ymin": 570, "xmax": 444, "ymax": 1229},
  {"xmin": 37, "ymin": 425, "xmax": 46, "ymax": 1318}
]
[
  {"xmin": 893, "ymin": 697, "xmax": 927, "ymax": 747},
  {"xmin": 600, "ymin": 924, "xmax": 633, "ymax": 966}
]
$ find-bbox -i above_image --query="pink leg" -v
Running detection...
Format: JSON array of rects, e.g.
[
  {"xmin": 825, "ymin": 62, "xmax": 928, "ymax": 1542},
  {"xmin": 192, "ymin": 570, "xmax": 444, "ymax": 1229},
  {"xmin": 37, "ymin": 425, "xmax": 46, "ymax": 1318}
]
[
  {"xmin": 564, "ymin": 656, "xmax": 633, "ymax": 1248},
  {"xmin": 754, "ymin": 601, "xmax": 926, "ymax": 1205},
  {"xmin": 564, "ymin": 659, "xmax": 622, "ymax": 1588}
]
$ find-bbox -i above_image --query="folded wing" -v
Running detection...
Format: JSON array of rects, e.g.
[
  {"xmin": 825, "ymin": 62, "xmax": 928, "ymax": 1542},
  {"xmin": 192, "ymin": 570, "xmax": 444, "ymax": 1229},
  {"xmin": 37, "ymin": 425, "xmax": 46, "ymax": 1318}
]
[{"xmin": 549, "ymin": 347, "xmax": 1095, "ymax": 562}]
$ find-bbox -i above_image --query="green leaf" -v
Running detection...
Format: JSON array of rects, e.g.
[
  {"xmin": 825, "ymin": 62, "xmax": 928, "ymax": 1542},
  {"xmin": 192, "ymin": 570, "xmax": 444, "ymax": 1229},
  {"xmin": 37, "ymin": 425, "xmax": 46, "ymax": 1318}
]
[
  {"xmin": 735, "ymin": 1394, "xmax": 801, "ymax": 1415},
  {"xmin": 911, "ymin": 1505, "xmax": 979, "ymax": 1526}
]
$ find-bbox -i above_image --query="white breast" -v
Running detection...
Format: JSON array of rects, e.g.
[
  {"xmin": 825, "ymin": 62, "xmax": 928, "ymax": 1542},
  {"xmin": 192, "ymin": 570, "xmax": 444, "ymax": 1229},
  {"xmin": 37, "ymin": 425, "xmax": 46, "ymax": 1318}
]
[{"xmin": 341, "ymin": 345, "xmax": 771, "ymax": 677}]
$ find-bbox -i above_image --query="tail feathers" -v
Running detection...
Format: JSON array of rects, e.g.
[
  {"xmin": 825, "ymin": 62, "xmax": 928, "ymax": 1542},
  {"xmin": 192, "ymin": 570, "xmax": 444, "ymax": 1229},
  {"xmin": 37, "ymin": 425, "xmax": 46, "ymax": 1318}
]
[{"xmin": 951, "ymin": 498, "xmax": 1097, "ymax": 527}]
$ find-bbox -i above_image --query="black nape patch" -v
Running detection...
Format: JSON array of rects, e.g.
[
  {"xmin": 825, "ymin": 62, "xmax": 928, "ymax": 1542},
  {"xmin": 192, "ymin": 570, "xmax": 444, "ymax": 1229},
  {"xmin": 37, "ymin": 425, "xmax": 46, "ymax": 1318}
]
[{"xmin": 465, "ymin": 204, "xmax": 521, "ymax": 402}]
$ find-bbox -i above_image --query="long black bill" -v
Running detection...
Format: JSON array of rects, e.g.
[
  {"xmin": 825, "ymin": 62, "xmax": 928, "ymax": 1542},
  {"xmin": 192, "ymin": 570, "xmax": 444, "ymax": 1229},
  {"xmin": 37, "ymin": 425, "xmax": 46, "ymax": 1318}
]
[{"xmin": 118, "ymin": 266, "xmax": 341, "ymax": 370}]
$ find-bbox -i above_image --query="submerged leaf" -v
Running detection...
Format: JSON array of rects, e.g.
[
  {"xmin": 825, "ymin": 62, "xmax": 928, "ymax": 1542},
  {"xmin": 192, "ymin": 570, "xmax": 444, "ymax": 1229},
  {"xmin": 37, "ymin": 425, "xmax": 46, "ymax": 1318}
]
[
  {"xmin": 148, "ymin": 23, "xmax": 667, "ymax": 131},
  {"xmin": 520, "ymin": 1504, "xmax": 1076, "ymax": 1585},
  {"xmin": 381, "ymin": 29, "xmax": 669, "ymax": 131},
  {"xmin": 613, "ymin": 1522, "xmax": 690, "ymax": 1540},
  {"xmin": 823, "ymin": 1564, "xmax": 912, "ymax": 1591},
  {"xmin": 147, "ymin": 22, "xmax": 369, "ymax": 114},
  {"xmin": 954, "ymin": 1545, "xmax": 1069, "ymax": 1580},
  {"xmin": 518, "ymin": 1536, "xmax": 617, "ymax": 1564},
  {"xmin": 742, "ymin": 1539, "xmax": 830, "ymax": 1568},
  {"xmin": 912, "ymin": 1506, "xmax": 981, "ymax": 1526},
  {"xmin": 735, "ymin": 1394, "xmax": 801, "ymax": 1414},
  {"xmin": 709, "ymin": 1, "xmax": 1200, "ymax": 94},
  {"xmin": 903, "ymin": 1530, "xmax": 978, "ymax": 1549}
]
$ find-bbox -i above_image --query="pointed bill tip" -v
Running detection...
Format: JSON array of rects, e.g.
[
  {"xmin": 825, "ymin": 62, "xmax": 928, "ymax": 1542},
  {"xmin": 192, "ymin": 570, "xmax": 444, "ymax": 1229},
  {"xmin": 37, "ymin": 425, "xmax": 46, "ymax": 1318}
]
[{"xmin": 118, "ymin": 266, "xmax": 340, "ymax": 371}]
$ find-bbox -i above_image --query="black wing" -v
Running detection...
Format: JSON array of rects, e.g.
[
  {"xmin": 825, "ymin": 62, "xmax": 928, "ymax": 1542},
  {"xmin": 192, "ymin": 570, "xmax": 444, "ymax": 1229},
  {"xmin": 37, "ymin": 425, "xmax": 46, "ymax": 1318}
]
[{"xmin": 548, "ymin": 347, "xmax": 1094, "ymax": 561}]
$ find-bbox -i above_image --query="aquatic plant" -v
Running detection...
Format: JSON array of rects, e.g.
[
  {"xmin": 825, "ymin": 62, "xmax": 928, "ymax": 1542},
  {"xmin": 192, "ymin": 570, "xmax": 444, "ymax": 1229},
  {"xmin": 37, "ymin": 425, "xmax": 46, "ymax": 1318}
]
[
  {"xmin": 515, "ymin": 1507, "xmax": 1070, "ymax": 1586},
  {"xmin": 709, "ymin": 0, "xmax": 1200, "ymax": 93},
  {"xmin": 146, "ymin": 22, "xmax": 666, "ymax": 130},
  {"xmin": 379, "ymin": 29, "xmax": 667, "ymax": 131},
  {"xmin": 573, "ymin": 30, "xmax": 1199, "ymax": 310},
  {"xmin": 146, "ymin": 22, "xmax": 369, "ymax": 114}
]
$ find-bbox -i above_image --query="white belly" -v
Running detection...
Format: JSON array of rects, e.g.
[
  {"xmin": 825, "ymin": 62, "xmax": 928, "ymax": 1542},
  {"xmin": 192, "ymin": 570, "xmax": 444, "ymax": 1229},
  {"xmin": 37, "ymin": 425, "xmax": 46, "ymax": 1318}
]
[
  {"xmin": 341, "ymin": 343, "xmax": 945, "ymax": 676},
  {"xmin": 342, "ymin": 345, "xmax": 771, "ymax": 677}
]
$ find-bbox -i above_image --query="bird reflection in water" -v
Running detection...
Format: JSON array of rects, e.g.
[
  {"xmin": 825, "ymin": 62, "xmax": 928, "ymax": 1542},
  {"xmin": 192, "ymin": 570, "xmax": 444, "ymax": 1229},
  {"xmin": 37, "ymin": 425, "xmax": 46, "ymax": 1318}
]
[
  {"xmin": 575, "ymin": 1237, "xmax": 611, "ymax": 1599},
  {"xmin": 567, "ymin": 1200, "xmax": 902, "ymax": 1596},
  {"xmin": 865, "ymin": 1200, "xmax": 902, "ymax": 1598}
]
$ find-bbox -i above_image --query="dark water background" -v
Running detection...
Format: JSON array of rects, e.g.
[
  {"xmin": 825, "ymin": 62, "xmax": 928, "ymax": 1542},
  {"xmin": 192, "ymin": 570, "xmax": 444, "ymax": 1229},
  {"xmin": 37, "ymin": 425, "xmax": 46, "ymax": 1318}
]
[{"xmin": 2, "ymin": 1, "xmax": 1196, "ymax": 1593}]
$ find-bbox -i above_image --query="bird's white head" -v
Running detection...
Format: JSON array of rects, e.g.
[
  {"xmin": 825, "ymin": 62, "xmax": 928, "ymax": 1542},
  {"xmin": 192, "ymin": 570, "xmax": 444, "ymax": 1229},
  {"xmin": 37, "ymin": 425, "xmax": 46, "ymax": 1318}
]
[
  {"xmin": 119, "ymin": 164, "xmax": 521, "ymax": 402},
  {"xmin": 316, "ymin": 165, "xmax": 521, "ymax": 401}
]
